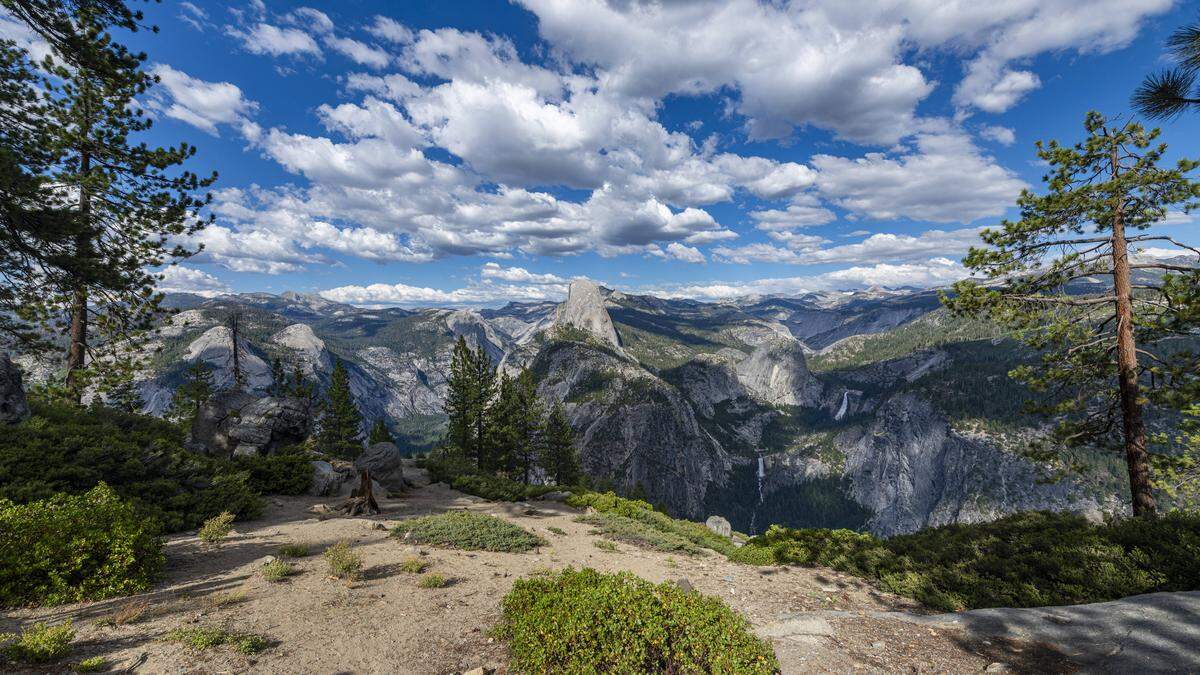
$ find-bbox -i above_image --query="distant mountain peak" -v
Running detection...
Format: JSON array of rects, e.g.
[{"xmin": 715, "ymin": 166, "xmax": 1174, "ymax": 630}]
[{"xmin": 555, "ymin": 279, "xmax": 623, "ymax": 351}]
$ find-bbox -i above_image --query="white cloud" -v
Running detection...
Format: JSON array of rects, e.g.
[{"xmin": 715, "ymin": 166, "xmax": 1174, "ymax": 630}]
[
  {"xmin": 149, "ymin": 65, "xmax": 258, "ymax": 136},
  {"xmin": 715, "ymin": 227, "xmax": 983, "ymax": 266},
  {"xmin": 480, "ymin": 262, "xmax": 567, "ymax": 284},
  {"xmin": 979, "ymin": 125, "xmax": 1016, "ymax": 146},
  {"xmin": 812, "ymin": 130, "xmax": 1026, "ymax": 223},
  {"xmin": 228, "ymin": 23, "xmax": 322, "ymax": 57},
  {"xmin": 366, "ymin": 16, "xmax": 414, "ymax": 44},
  {"xmin": 288, "ymin": 7, "xmax": 334, "ymax": 34},
  {"xmin": 326, "ymin": 36, "xmax": 391, "ymax": 69},
  {"xmin": 157, "ymin": 265, "xmax": 231, "ymax": 297},
  {"xmin": 650, "ymin": 242, "xmax": 706, "ymax": 263}
]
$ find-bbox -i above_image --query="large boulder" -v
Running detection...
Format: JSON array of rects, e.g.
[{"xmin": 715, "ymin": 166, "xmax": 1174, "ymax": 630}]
[
  {"xmin": 0, "ymin": 353, "xmax": 30, "ymax": 424},
  {"xmin": 355, "ymin": 442, "xmax": 406, "ymax": 491},
  {"xmin": 189, "ymin": 392, "xmax": 311, "ymax": 456},
  {"xmin": 309, "ymin": 460, "xmax": 347, "ymax": 497},
  {"xmin": 705, "ymin": 515, "xmax": 732, "ymax": 539}
]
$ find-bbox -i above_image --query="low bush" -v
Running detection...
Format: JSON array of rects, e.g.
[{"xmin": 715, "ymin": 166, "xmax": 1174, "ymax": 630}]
[
  {"xmin": 323, "ymin": 541, "xmax": 363, "ymax": 581},
  {"xmin": 0, "ymin": 620, "xmax": 75, "ymax": 664},
  {"xmin": 75, "ymin": 655, "xmax": 107, "ymax": 672},
  {"xmin": 579, "ymin": 512, "xmax": 704, "ymax": 555},
  {"xmin": 392, "ymin": 511, "xmax": 544, "ymax": 552},
  {"xmin": 231, "ymin": 447, "xmax": 314, "ymax": 496},
  {"xmin": 198, "ymin": 512, "xmax": 235, "ymax": 543},
  {"xmin": 94, "ymin": 600, "xmax": 149, "ymax": 627},
  {"xmin": 450, "ymin": 474, "xmax": 562, "ymax": 502},
  {"xmin": 736, "ymin": 511, "xmax": 1200, "ymax": 611},
  {"xmin": 165, "ymin": 626, "xmax": 268, "ymax": 655},
  {"xmin": 567, "ymin": 491, "xmax": 737, "ymax": 556},
  {"xmin": 547, "ymin": 526, "xmax": 566, "ymax": 536},
  {"xmin": 0, "ymin": 484, "xmax": 164, "ymax": 607},
  {"xmin": 278, "ymin": 543, "xmax": 310, "ymax": 558},
  {"xmin": 208, "ymin": 590, "xmax": 248, "ymax": 608},
  {"xmin": 0, "ymin": 401, "xmax": 263, "ymax": 533},
  {"xmin": 261, "ymin": 560, "xmax": 296, "ymax": 583},
  {"xmin": 593, "ymin": 539, "xmax": 619, "ymax": 552},
  {"xmin": 418, "ymin": 573, "xmax": 448, "ymax": 588},
  {"xmin": 498, "ymin": 568, "xmax": 777, "ymax": 673},
  {"xmin": 399, "ymin": 556, "xmax": 428, "ymax": 574}
]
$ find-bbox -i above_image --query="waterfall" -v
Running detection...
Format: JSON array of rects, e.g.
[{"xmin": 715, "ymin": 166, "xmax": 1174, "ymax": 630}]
[
  {"xmin": 751, "ymin": 454, "xmax": 766, "ymax": 535},
  {"xmin": 834, "ymin": 390, "xmax": 850, "ymax": 421}
]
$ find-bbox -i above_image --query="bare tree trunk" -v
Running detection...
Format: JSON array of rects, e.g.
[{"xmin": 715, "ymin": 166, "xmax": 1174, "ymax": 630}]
[
  {"xmin": 1110, "ymin": 146, "xmax": 1157, "ymax": 517},
  {"xmin": 65, "ymin": 148, "xmax": 92, "ymax": 404}
]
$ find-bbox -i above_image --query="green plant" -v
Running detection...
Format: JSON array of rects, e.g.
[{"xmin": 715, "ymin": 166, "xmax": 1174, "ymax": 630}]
[
  {"xmin": 323, "ymin": 541, "xmax": 363, "ymax": 581},
  {"xmin": 231, "ymin": 449, "xmax": 314, "ymax": 496},
  {"xmin": 165, "ymin": 626, "xmax": 268, "ymax": 655},
  {"xmin": 277, "ymin": 543, "xmax": 310, "ymax": 558},
  {"xmin": 94, "ymin": 599, "xmax": 149, "ymax": 627},
  {"xmin": 0, "ymin": 485, "xmax": 164, "ymax": 607},
  {"xmin": 208, "ymin": 590, "xmax": 248, "ymax": 608},
  {"xmin": 74, "ymin": 655, "xmax": 107, "ymax": 672},
  {"xmin": 391, "ymin": 511, "xmax": 544, "ymax": 552},
  {"xmin": 0, "ymin": 400, "xmax": 262, "ymax": 533},
  {"xmin": 736, "ymin": 511, "xmax": 1200, "ymax": 611},
  {"xmin": 450, "ymin": 473, "xmax": 561, "ymax": 502},
  {"xmin": 198, "ymin": 512, "xmax": 235, "ymax": 543},
  {"xmin": 261, "ymin": 560, "xmax": 296, "ymax": 583},
  {"xmin": 399, "ymin": 556, "xmax": 428, "ymax": 574},
  {"xmin": 593, "ymin": 539, "xmax": 619, "ymax": 552},
  {"xmin": 580, "ymin": 512, "xmax": 704, "ymax": 555},
  {"xmin": 567, "ymin": 491, "xmax": 737, "ymax": 556},
  {"xmin": 1, "ymin": 620, "xmax": 75, "ymax": 664},
  {"xmin": 498, "ymin": 568, "xmax": 777, "ymax": 673},
  {"xmin": 547, "ymin": 526, "xmax": 566, "ymax": 536},
  {"xmin": 418, "ymin": 573, "xmax": 448, "ymax": 588}
]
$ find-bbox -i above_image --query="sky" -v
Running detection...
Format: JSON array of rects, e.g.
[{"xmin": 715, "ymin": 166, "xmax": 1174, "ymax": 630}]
[{"xmin": 5, "ymin": 0, "xmax": 1200, "ymax": 306}]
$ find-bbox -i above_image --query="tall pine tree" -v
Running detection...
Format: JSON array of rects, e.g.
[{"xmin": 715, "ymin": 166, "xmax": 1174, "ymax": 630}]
[
  {"xmin": 169, "ymin": 360, "xmax": 213, "ymax": 430},
  {"xmin": 368, "ymin": 418, "xmax": 393, "ymax": 445},
  {"xmin": 318, "ymin": 360, "xmax": 363, "ymax": 460},
  {"xmin": 468, "ymin": 341, "xmax": 496, "ymax": 467},
  {"xmin": 540, "ymin": 402, "xmax": 580, "ymax": 486},
  {"xmin": 444, "ymin": 336, "xmax": 475, "ymax": 457},
  {"xmin": 945, "ymin": 112, "xmax": 1200, "ymax": 516}
]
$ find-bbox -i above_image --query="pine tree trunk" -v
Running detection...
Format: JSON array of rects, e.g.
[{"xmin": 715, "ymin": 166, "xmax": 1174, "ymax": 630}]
[
  {"xmin": 1109, "ymin": 146, "xmax": 1157, "ymax": 517},
  {"xmin": 65, "ymin": 147, "xmax": 93, "ymax": 403}
]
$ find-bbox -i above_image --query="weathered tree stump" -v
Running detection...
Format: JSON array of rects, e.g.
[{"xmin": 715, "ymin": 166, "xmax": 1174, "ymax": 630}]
[{"xmin": 336, "ymin": 469, "xmax": 380, "ymax": 516}]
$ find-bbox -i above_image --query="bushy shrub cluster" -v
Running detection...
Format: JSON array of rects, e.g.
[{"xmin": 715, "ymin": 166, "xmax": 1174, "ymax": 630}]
[
  {"xmin": 323, "ymin": 541, "xmax": 363, "ymax": 581},
  {"xmin": 0, "ymin": 485, "xmax": 164, "ymax": 607},
  {"xmin": 391, "ymin": 511, "xmax": 544, "ymax": 552},
  {"xmin": 734, "ymin": 511, "xmax": 1200, "ymax": 611},
  {"xmin": 0, "ymin": 401, "xmax": 262, "ymax": 532},
  {"xmin": 567, "ymin": 491, "xmax": 737, "ymax": 556},
  {"xmin": 1, "ymin": 620, "xmax": 75, "ymax": 664},
  {"xmin": 578, "ymin": 512, "xmax": 704, "ymax": 555},
  {"xmin": 230, "ymin": 447, "xmax": 314, "ymax": 496},
  {"xmin": 498, "ymin": 568, "xmax": 778, "ymax": 673},
  {"xmin": 450, "ymin": 473, "xmax": 562, "ymax": 502},
  {"xmin": 165, "ymin": 626, "xmax": 268, "ymax": 655}
]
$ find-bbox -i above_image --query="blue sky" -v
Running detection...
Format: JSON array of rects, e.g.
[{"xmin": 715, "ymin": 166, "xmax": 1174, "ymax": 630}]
[{"xmin": 7, "ymin": 0, "xmax": 1200, "ymax": 305}]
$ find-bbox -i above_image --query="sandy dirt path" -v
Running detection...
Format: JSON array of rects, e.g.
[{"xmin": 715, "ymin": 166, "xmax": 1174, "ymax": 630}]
[{"xmin": 2, "ymin": 466, "xmax": 1074, "ymax": 674}]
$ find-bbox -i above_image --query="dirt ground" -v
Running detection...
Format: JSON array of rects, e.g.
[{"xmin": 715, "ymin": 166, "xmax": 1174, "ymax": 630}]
[{"xmin": 1, "ymin": 464, "xmax": 1074, "ymax": 674}]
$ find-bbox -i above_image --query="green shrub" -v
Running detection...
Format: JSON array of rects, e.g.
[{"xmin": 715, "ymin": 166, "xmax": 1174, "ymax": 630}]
[
  {"xmin": 231, "ymin": 448, "xmax": 314, "ymax": 496},
  {"xmin": 0, "ymin": 620, "xmax": 74, "ymax": 663},
  {"xmin": 498, "ymin": 568, "xmax": 777, "ymax": 673},
  {"xmin": 579, "ymin": 512, "xmax": 704, "ymax": 555},
  {"xmin": 567, "ymin": 491, "xmax": 737, "ymax": 556},
  {"xmin": 0, "ymin": 401, "xmax": 262, "ymax": 532},
  {"xmin": 261, "ymin": 560, "xmax": 296, "ymax": 583},
  {"xmin": 450, "ymin": 474, "xmax": 561, "ymax": 502},
  {"xmin": 165, "ymin": 626, "xmax": 268, "ymax": 654},
  {"xmin": 392, "ymin": 511, "xmax": 544, "ymax": 552},
  {"xmin": 0, "ymin": 485, "xmax": 164, "ymax": 607},
  {"xmin": 75, "ymin": 655, "xmax": 107, "ymax": 672},
  {"xmin": 593, "ymin": 539, "xmax": 619, "ymax": 552},
  {"xmin": 547, "ymin": 526, "xmax": 566, "ymax": 536},
  {"xmin": 738, "ymin": 511, "xmax": 1200, "ymax": 611},
  {"xmin": 323, "ymin": 541, "xmax": 363, "ymax": 581},
  {"xmin": 198, "ymin": 512, "xmax": 235, "ymax": 543},
  {"xmin": 277, "ymin": 543, "xmax": 310, "ymax": 558},
  {"xmin": 399, "ymin": 556, "xmax": 429, "ymax": 574},
  {"xmin": 418, "ymin": 573, "xmax": 448, "ymax": 588}
]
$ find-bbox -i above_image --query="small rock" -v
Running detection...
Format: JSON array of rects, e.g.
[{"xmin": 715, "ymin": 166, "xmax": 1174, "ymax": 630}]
[
  {"xmin": 705, "ymin": 515, "xmax": 732, "ymax": 539},
  {"xmin": 984, "ymin": 663, "xmax": 1012, "ymax": 673},
  {"xmin": 870, "ymin": 641, "xmax": 885, "ymax": 649},
  {"xmin": 674, "ymin": 578, "xmax": 695, "ymax": 593},
  {"xmin": 253, "ymin": 555, "xmax": 277, "ymax": 566},
  {"xmin": 462, "ymin": 667, "xmax": 494, "ymax": 675},
  {"xmin": 371, "ymin": 522, "xmax": 387, "ymax": 531},
  {"xmin": 308, "ymin": 503, "xmax": 333, "ymax": 515}
]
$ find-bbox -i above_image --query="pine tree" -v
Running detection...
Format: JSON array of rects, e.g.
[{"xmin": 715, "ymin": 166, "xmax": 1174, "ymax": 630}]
[
  {"xmin": 268, "ymin": 357, "xmax": 287, "ymax": 397},
  {"xmin": 945, "ymin": 112, "xmax": 1200, "ymax": 516},
  {"xmin": 223, "ymin": 310, "xmax": 246, "ymax": 390},
  {"xmin": 368, "ymin": 418, "xmax": 393, "ymax": 445},
  {"xmin": 1133, "ymin": 18, "xmax": 1200, "ymax": 119},
  {"xmin": 106, "ymin": 374, "xmax": 142, "ymax": 413},
  {"xmin": 485, "ymin": 371, "xmax": 519, "ymax": 473},
  {"xmin": 540, "ymin": 402, "xmax": 580, "ymax": 486},
  {"xmin": 468, "ymin": 341, "xmax": 496, "ymax": 468},
  {"xmin": 35, "ymin": 5, "xmax": 215, "ymax": 401},
  {"xmin": 444, "ymin": 336, "xmax": 475, "ymax": 457},
  {"xmin": 318, "ymin": 360, "xmax": 363, "ymax": 460},
  {"xmin": 169, "ymin": 360, "xmax": 213, "ymax": 430}
]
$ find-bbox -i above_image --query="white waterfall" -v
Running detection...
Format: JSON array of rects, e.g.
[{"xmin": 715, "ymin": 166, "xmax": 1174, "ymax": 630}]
[
  {"xmin": 834, "ymin": 390, "xmax": 850, "ymax": 421},
  {"xmin": 751, "ymin": 454, "xmax": 766, "ymax": 535}
]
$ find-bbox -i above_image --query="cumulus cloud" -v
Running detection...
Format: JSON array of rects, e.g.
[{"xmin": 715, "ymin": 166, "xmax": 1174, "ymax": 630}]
[
  {"xmin": 157, "ymin": 265, "xmax": 231, "ymax": 297},
  {"xmin": 715, "ymin": 227, "xmax": 983, "ymax": 266},
  {"xmin": 228, "ymin": 23, "xmax": 322, "ymax": 57},
  {"xmin": 149, "ymin": 65, "xmax": 258, "ymax": 136},
  {"xmin": 326, "ymin": 36, "xmax": 391, "ymax": 69},
  {"xmin": 980, "ymin": 125, "xmax": 1016, "ymax": 146}
]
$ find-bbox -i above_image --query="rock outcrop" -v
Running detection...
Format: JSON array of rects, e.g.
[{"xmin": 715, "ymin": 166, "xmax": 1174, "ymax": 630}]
[
  {"xmin": 189, "ymin": 392, "xmax": 312, "ymax": 457},
  {"xmin": 735, "ymin": 338, "xmax": 824, "ymax": 407},
  {"xmin": 270, "ymin": 324, "xmax": 332, "ymax": 376},
  {"xmin": 0, "ymin": 353, "xmax": 30, "ymax": 424},
  {"xmin": 555, "ymin": 280, "xmax": 622, "ymax": 352},
  {"xmin": 355, "ymin": 442, "xmax": 406, "ymax": 491},
  {"xmin": 185, "ymin": 325, "xmax": 272, "ymax": 391}
]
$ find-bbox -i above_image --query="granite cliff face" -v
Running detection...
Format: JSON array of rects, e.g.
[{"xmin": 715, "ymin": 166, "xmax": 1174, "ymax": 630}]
[{"xmin": 41, "ymin": 285, "xmax": 1126, "ymax": 536}]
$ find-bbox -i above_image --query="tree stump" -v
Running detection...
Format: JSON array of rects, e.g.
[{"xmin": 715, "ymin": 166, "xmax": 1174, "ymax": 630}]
[{"xmin": 337, "ymin": 469, "xmax": 380, "ymax": 516}]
